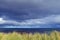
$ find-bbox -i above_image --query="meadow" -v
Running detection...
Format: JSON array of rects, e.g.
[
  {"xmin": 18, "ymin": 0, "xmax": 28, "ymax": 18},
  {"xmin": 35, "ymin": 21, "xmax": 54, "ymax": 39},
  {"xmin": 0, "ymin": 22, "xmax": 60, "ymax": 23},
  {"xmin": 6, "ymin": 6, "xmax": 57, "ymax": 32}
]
[{"xmin": 0, "ymin": 31, "xmax": 60, "ymax": 40}]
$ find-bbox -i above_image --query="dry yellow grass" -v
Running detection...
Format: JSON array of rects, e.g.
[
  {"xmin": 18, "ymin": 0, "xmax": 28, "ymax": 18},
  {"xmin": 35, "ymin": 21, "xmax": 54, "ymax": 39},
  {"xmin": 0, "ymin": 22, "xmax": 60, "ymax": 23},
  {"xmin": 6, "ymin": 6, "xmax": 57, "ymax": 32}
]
[{"xmin": 0, "ymin": 31, "xmax": 60, "ymax": 40}]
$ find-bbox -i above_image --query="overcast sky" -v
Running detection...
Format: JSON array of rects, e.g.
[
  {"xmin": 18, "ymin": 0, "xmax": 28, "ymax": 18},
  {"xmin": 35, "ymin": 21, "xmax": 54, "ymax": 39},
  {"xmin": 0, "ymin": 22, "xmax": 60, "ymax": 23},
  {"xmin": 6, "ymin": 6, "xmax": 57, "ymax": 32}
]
[{"xmin": 0, "ymin": 0, "xmax": 60, "ymax": 28}]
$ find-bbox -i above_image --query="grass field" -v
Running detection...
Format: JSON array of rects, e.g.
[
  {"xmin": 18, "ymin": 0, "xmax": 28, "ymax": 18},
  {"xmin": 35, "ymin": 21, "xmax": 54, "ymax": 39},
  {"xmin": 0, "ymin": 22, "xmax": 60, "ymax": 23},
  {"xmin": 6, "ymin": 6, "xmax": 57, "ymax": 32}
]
[{"xmin": 0, "ymin": 31, "xmax": 60, "ymax": 40}]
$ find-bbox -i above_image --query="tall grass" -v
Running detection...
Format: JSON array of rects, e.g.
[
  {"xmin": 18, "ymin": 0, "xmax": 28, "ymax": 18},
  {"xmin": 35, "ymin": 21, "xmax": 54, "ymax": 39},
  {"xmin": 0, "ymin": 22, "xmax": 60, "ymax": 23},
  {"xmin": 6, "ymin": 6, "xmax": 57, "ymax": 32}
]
[{"xmin": 0, "ymin": 31, "xmax": 60, "ymax": 40}]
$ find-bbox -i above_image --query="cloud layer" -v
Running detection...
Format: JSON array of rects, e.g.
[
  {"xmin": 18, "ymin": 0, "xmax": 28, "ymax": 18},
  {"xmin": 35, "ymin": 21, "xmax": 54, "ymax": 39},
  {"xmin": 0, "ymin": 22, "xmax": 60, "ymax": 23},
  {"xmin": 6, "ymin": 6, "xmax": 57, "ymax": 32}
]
[
  {"xmin": 14, "ymin": 15, "xmax": 60, "ymax": 25},
  {"xmin": 0, "ymin": 0, "xmax": 60, "ymax": 21},
  {"xmin": 0, "ymin": 15, "xmax": 60, "ymax": 28},
  {"xmin": 0, "ymin": 0, "xmax": 60, "ymax": 28}
]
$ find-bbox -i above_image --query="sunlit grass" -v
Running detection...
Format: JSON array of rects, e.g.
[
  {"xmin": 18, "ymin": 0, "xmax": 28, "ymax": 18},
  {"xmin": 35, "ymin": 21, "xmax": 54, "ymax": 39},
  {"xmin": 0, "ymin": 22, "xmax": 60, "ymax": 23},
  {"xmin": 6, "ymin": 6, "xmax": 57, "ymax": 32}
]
[{"xmin": 0, "ymin": 31, "xmax": 60, "ymax": 40}]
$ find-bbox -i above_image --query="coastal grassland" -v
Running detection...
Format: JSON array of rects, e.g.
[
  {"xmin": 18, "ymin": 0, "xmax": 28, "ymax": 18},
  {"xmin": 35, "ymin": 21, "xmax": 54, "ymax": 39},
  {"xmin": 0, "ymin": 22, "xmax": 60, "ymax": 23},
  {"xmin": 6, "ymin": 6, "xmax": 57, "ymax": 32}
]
[{"xmin": 0, "ymin": 31, "xmax": 60, "ymax": 40}]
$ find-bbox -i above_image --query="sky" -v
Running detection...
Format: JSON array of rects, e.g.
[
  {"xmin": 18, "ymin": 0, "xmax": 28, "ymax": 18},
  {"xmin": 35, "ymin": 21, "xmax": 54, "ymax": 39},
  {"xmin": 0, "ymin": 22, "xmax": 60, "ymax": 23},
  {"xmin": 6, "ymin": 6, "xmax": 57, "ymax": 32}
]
[{"xmin": 0, "ymin": 0, "xmax": 60, "ymax": 28}]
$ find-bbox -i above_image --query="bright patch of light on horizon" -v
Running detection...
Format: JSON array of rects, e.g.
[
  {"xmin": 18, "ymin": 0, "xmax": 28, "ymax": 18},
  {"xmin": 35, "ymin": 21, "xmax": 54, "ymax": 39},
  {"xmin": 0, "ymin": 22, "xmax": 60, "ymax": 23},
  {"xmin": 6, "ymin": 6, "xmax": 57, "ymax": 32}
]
[{"xmin": 0, "ymin": 18, "xmax": 6, "ymax": 24}]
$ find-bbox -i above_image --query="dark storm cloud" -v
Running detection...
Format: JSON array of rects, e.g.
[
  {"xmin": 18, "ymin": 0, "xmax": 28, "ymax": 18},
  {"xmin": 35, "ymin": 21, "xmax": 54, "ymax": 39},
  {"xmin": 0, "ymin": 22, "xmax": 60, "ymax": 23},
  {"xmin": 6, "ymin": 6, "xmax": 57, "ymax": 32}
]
[
  {"xmin": 0, "ymin": 0, "xmax": 60, "ymax": 22},
  {"xmin": 0, "ymin": 15, "xmax": 60, "ymax": 28},
  {"xmin": 0, "ymin": 8, "xmax": 59, "ymax": 22},
  {"xmin": 0, "ymin": 0, "xmax": 60, "ymax": 28}
]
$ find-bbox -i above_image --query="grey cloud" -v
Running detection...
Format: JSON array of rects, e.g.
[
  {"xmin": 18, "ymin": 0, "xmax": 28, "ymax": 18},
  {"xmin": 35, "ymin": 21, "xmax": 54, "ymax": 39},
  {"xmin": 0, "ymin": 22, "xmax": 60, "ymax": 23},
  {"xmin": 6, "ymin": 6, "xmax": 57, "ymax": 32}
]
[{"xmin": 0, "ymin": 0, "xmax": 60, "ymax": 21}]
